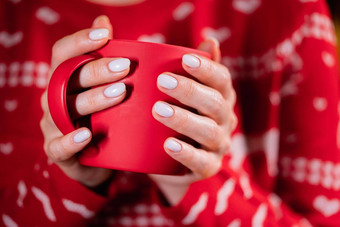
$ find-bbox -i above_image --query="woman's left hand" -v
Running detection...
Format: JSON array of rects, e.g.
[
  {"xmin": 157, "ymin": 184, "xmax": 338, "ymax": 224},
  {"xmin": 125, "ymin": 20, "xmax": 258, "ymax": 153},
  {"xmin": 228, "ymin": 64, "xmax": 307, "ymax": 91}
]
[{"xmin": 149, "ymin": 39, "xmax": 237, "ymax": 205}]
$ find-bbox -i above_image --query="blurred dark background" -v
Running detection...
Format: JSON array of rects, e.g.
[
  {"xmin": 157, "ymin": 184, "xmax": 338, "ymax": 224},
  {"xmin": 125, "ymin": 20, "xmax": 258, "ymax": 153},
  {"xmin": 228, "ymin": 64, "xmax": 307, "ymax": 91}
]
[
  {"xmin": 327, "ymin": 0, "xmax": 340, "ymax": 63},
  {"xmin": 327, "ymin": 0, "xmax": 340, "ymax": 19}
]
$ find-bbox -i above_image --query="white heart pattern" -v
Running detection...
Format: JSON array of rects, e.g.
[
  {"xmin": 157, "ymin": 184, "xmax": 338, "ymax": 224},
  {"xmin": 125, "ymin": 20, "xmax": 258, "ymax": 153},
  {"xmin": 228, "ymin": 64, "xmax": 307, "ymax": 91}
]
[
  {"xmin": 138, "ymin": 33, "xmax": 165, "ymax": 44},
  {"xmin": 322, "ymin": 51, "xmax": 335, "ymax": 67},
  {"xmin": 36, "ymin": 7, "xmax": 60, "ymax": 25},
  {"xmin": 269, "ymin": 92, "xmax": 281, "ymax": 106},
  {"xmin": 201, "ymin": 27, "xmax": 231, "ymax": 43},
  {"xmin": 0, "ymin": 142, "xmax": 13, "ymax": 155},
  {"xmin": 173, "ymin": 2, "xmax": 194, "ymax": 21},
  {"xmin": 232, "ymin": 0, "xmax": 261, "ymax": 14},
  {"xmin": 313, "ymin": 97, "xmax": 327, "ymax": 112},
  {"xmin": 0, "ymin": 31, "xmax": 23, "ymax": 48},
  {"xmin": 4, "ymin": 99, "xmax": 18, "ymax": 112},
  {"xmin": 313, "ymin": 195, "xmax": 340, "ymax": 217}
]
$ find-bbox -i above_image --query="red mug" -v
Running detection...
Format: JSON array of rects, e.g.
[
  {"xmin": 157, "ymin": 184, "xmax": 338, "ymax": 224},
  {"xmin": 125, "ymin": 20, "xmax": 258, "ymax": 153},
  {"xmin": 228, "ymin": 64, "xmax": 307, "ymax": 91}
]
[{"xmin": 48, "ymin": 39, "xmax": 210, "ymax": 175}]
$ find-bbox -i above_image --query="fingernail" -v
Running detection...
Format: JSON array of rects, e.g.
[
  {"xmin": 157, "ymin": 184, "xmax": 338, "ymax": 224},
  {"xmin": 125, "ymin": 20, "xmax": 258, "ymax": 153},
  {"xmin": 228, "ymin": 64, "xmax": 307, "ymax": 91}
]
[
  {"xmin": 165, "ymin": 139, "xmax": 182, "ymax": 153},
  {"xmin": 89, "ymin": 28, "xmax": 109, "ymax": 40},
  {"xmin": 104, "ymin": 82, "xmax": 126, "ymax": 97},
  {"xmin": 182, "ymin": 54, "xmax": 200, "ymax": 68},
  {"xmin": 154, "ymin": 102, "xmax": 174, "ymax": 117},
  {"xmin": 108, "ymin": 58, "xmax": 130, "ymax": 72},
  {"xmin": 157, "ymin": 74, "xmax": 178, "ymax": 89},
  {"xmin": 73, "ymin": 130, "xmax": 91, "ymax": 143}
]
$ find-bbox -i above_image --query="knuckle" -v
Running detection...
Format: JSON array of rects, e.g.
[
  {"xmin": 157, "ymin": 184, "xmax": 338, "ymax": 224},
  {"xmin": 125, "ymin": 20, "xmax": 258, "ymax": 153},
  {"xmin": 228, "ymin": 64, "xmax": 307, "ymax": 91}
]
[
  {"xmin": 200, "ymin": 155, "xmax": 222, "ymax": 179},
  {"xmin": 203, "ymin": 64, "xmax": 216, "ymax": 82},
  {"xmin": 45, "ymin": 142, "xmax": 55, "ymax": 160},
  {"xmin": 183, "ymin": 80, "xmax": 196, "ymax": 98},
  {"xmin": 47, "ymin": 142, "xmax": 65, "ymax": 162},
  {"xmin": 203, "ymin": 121, "xmax": 221, "ymax": 148},
  {"xmin": 40, "ymin": 92, "xmax": 48, "ymax": 112},
  {"xmin": 85, "ymin": 94, "xmax": 97, "ymax": 107},
  {"xmin": 230, "ymin": 113, "xmax": 238, "ymax": 131},
  {"xmin": 43, "ymin": 142, "xmax": 49, "ymax": 154},
  {"xmin": 220, "ymin": 137, "xmax": 231, "ymax": 155},
  {"xmin": 220, "ymin": 66, "xmax": 231, "ymax": 85},
  {"xmin": 207, "ymin": 91, "xmax": 224, "ymax": 117},
  {"xmin": 214, "ymin": 159, "xmax": 223, "ymax": 174},
  {"xmin": 173, "ymin": 109, "xmax": 190, "ymax": 130},
  {"xmin": 81, "ymin": 93, "xmax": 97, "ymax": 111},
  {"xmin": 39, "ymin": 114, "xmax": 53, "ymax": 136},
  {"xmin": 73, "ymin": 32, "xmax": 83, "ymax": 45},
  {"xmin": 86, "ymin": 60, "xmax": 101, "ymax": 81},
  {"xmin": 39, "ymin": 117, "xmax": 47, "ymax": 132},
  {"xmin": 230, "ymin": 89, "xmax": 237, "ymax": 105},
  {"xmin": 222, "ymin": 66, "xmax": 231, "ymax": 79}
]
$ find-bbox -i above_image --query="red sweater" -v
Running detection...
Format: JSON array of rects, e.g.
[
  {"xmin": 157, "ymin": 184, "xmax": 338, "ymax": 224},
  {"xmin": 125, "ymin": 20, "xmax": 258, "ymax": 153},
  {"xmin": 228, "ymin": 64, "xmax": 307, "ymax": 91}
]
[{"xmin": 0, "ymin": 0, "xmax": 339, "ymax": 226}]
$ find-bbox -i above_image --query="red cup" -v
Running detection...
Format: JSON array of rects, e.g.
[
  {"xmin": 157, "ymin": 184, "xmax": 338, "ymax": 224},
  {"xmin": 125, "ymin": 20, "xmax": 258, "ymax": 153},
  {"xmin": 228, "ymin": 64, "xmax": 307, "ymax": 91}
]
[{"xmin": 48, "ymin": 39, "xmax": 210, "ymax": 175}]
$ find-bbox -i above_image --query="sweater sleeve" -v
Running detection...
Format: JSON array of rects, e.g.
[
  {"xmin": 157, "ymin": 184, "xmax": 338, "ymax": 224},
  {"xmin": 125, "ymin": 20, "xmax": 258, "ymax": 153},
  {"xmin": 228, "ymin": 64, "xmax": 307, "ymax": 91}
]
[
  {"xmin": 151, "ymin": 157, "xmax": 312, "ymax": 227},
  {"xmin": 0, "ymin": 154, "xmax": 119, "ymax": 227},
  {"xmin": 150, "ymin": 0, "xmax": 340, "ymax": 226},
  {"xmin": 275, "ymin": 2, "xmax": 340, "ymax": 226}
]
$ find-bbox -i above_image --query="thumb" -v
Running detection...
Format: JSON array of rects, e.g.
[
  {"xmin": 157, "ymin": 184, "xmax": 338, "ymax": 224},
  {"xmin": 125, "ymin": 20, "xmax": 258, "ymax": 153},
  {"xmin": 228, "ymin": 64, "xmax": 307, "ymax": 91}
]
[
  {"xmin": 92, "ymin": 15, "xmax": 113, "ymax": 39},
  {"xmin": 197, "ymin": 38, "xmax": 221, "ymax": 62}
]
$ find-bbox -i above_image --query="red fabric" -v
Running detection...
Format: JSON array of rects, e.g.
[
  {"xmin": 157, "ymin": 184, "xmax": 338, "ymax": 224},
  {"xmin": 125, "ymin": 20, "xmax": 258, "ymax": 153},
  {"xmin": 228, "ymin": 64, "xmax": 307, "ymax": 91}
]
[{"xmin": 0, "ymin": 0, "xmax": 339, "ymax": 226}]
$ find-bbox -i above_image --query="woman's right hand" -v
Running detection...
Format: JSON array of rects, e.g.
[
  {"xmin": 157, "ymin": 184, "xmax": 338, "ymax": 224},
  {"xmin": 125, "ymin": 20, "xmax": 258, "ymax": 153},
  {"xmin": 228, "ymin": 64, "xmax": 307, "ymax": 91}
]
[{"xmin": 40, "ymin": 16, "xmax": 129, "ymax": 188}]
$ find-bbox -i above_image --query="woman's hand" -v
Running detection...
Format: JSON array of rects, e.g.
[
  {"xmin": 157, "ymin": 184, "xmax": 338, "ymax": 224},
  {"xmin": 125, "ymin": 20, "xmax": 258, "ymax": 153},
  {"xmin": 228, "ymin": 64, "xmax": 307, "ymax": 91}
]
[
  {"xmin": 149, "ymin": 38, "xmax": 237, "ymax": 205},
  {"xmin": 40, "ymin": 16, "xmax": 130, "ymax": 188}
]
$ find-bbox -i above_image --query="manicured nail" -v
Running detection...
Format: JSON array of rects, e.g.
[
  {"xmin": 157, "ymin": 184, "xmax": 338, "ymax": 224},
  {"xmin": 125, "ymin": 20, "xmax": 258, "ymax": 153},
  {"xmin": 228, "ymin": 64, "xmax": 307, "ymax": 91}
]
[
  {"xmin": 165, "ymin": 139, "xmax": 182, "ymax": 153},
  {"xmin": 182, "ymin": 54, "xmax": 200, "ymax": 68},
  {"xmin": 104, "ymin": 82, "xmax": 126, "ymax": 98},
  {"xmin": 73, "ymin": 130, "xmax": 91, "ymax": 143},
  {"xmin": 108, "ymin": 58, "xmax": 130, "ymax": 72},
  {"xmin": 154, "ymin": 102, "xmax": 174, "ymax": 117},
  {"xmin": 157, "ymin": 74, "xmax": 178, "ymax": 89},
  {"xmin": 89, "ymin": 28, "xmax": 109, "ymax": 40}
]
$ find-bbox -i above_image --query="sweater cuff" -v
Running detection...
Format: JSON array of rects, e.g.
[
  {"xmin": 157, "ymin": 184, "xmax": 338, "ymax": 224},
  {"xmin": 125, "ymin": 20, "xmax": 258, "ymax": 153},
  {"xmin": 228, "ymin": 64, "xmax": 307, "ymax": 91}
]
[
  {"xmin": 47, "ymin": 163, "xmax": 115, "ymax": 216},
  {"xmin": 150, "ymin": 164, "xmax": 229, "ymax": 225}
]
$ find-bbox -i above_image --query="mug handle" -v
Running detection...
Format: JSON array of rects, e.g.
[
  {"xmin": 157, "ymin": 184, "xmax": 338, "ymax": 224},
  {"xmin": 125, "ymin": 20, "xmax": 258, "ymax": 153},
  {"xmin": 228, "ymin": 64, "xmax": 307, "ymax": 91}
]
[{"xmin": 47, "ymin": 54, "xmax": 97, "ymax": 134}]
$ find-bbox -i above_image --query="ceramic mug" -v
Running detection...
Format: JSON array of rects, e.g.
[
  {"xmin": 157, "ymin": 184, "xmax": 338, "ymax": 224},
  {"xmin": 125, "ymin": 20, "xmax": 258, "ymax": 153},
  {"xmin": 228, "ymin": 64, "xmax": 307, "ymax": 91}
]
[{"xmin": 48, "ymin": 39, "xmax": 210, "ymax": 175}]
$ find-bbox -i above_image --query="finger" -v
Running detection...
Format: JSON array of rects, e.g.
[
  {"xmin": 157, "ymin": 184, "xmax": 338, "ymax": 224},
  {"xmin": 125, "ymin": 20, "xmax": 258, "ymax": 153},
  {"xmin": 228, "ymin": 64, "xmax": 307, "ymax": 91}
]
[
  {"xmin": 40, "ymin": 91, "xmax": 49, "ymax": 113},
  {"xmin": 181, "ymin": 53, "xmax": 232, "ymax": 98},
  {"xmin": 51, "ymin": 26, "xmax": 111, "ymax": 72},
  {"xmin": 68, "ymin": 82, "xmax": 126, "ymax": 118},
  {"xmin": 163, "ymin": 138, "xmax": 222, "ymax": 179},
  {"xmin": 69, "ymin": 57, "xmax": 130, "ymax": 89},
  {"xmin": 92, "ymin": 15, "xmax": 113, "ymax": 39},
  {"xmin": 46, "ymin": 128, "xmax": 91, "ymax": 164},
  {"xmin": 157, "ymin": 73, "xmax": 228, "ymax": 123},
  {"xmin": 40, "ymin": 91, "xmax": 63, "ymax": 140},
  {"xmin": 197, "ymin": 38, "xmax": 221, "ymax": 62},
  {"xmin": 152, "ymin": 101, "xmax": 229, "ymax": 152}
]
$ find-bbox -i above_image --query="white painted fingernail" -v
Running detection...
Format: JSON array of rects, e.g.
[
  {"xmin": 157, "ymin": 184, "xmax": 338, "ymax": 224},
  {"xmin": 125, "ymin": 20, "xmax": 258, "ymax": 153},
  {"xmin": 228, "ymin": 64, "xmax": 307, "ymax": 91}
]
[
  {"xmin": 154, "ymin": 102, "xmax": 174, "ymax": 117},
  {"xmin": 104, "ymin": 82, "xmax": 126, "ymax": 98},
  {"xmin": 89, "ymin": 28, "xmax": 109, "ymax": 40},
  {"xmin": 108, "ymin": 58, "xmax": 130, "ymax": 72},
  {"xmin": 73, "ymin": 130, "xmax": 91, "ymax": 143},
  {"xmin": 157, "ymin": 74, "xmax": 178, "ymax": 89},
  {"xmin": 165, "ymin": 139, "xmax": 182, "ymax": 153},
  {"xmin": 182, "ymin": 54, "xmax": 200, "ymax": 68}
]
